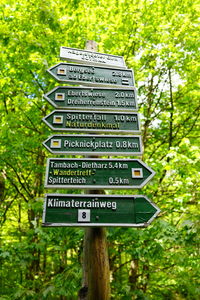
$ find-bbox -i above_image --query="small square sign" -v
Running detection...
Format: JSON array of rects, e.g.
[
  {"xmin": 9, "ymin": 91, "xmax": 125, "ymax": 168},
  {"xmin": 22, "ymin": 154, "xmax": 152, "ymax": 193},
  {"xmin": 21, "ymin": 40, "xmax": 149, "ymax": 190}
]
[
  {"xmin": 50, "ymin": 139, "xmax": 61, "ymax": 148},
  {"xmin": 132, "ymin": 168, "xmax": 143, "ymax": 178},
  {"xmin": 53, "ymin": 115, "xmax": 63, "ymax": 124},
  {"xmin": 55, "ymin": 93, "xmax": 65, "ymax": 101},
  {"xmin": 78, "ymin": 209, "xmax": 91, "ymax": 222},
  {"xmin": 57, "ymin": 68, "xmax": 66, "ymax": 75}
]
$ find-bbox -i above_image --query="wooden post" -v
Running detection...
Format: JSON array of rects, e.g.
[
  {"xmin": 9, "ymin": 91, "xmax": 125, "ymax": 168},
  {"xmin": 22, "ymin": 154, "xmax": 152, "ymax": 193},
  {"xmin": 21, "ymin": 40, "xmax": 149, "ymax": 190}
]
[{"xmin": 78, "ymin": 40, "xmax": 110, "ymax": 300}]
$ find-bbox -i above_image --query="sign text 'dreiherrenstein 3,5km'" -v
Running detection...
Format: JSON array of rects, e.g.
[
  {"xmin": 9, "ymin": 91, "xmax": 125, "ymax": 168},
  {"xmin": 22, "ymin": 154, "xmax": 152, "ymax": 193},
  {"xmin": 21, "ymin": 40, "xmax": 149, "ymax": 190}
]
[{"xmin": 44, "ymin": 158, "xmax": 155, "ymax": 189}]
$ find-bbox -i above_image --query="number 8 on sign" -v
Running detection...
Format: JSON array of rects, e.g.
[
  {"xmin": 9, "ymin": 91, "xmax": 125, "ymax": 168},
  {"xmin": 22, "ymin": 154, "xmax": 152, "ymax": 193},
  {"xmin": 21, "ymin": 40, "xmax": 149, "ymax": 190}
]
[{"xmin": 78, "ymin": 209, "xmax": 91, "ymax": 222}]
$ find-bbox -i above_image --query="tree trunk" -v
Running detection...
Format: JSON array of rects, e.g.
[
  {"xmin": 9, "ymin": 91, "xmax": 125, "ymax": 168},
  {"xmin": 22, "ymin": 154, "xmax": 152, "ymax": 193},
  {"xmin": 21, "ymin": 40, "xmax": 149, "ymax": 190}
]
[{"xmin": 79, "ymin": 40, "xmax": 110, "ymax": 300}]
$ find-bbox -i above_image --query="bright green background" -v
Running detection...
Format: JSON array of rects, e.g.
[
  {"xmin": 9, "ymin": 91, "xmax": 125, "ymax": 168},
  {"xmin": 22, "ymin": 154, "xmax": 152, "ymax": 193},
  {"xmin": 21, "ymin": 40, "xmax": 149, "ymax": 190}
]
[{"xmin": 0, "ymin": 0, "xmax": 199, "ymax": 299}]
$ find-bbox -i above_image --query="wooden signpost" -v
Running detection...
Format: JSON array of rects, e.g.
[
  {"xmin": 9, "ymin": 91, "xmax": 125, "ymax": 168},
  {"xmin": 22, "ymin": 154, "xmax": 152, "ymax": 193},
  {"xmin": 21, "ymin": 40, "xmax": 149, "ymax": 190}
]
[{"xmin": 42, "ymin": 40, "xmax": 160, "ymax": 300}]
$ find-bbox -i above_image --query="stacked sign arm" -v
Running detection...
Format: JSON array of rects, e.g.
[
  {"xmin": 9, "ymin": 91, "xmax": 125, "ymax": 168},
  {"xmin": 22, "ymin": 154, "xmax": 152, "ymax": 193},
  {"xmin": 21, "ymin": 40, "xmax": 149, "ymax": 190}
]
[
  {"xmin": 44, "ymin": 158, "xmax": 155, "ymax": 190},
  {"xmin": 42, "ymin": 134, "xmax": 143, "ymax": 156},
  {"xmin": 43, "ymin": 86, "xmax": 138, "ymax": 111},
  {"xmin": 43, "ymin": 194, "xmax": 160, "ymax": 227},
  {"xmin": 47, "ymin": 62, "xmax": 135, "ymax": 87}
]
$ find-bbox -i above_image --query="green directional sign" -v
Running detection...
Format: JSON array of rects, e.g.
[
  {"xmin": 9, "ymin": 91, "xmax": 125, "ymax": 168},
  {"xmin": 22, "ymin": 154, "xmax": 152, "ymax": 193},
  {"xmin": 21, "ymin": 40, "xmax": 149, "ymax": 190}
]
[
  {"xmin": 43, "ymin": 110, "xmax": 140, "ymax": 134},
  {"xmin": 60, "ymin": 46, "xmax": 127, "ymax": 69},
  {"xmin": 43, "ymin": 134, "xmax": 143, "ymax": 156},
  {"xmin": 44, "ymin": 86, "xmax": 138, "ymax": 111},
  {"xmin": 47, "ymin": 63, "xmax": 134, "ymax": 87},
  {"xmin": 44, "ymin": 158, "xmax": 155, "ymax": 189},
  {"xmin": 42, "ymin": 194, "xmax": 160, "ymax": 227}
]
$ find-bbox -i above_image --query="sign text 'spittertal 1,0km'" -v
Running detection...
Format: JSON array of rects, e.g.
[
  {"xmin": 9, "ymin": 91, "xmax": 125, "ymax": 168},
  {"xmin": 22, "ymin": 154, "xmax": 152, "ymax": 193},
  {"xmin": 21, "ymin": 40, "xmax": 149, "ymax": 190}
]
[
  {"xmin": 60, "ymin": 46, "xmax": 127, "ymax": 69},
  {"xmin": 44, "ymin": 158, "xmax": 155, "ymax": 189},
  {"xmin": 43, "ymin": 134, "xmax": 143, "ymax": 156},
  {"xmin": 43, "ymin": 86, "xmax": 138, "ymax": 111},
  {"xmin": 47, "ymin": 63, "xmax": 134, "ymax": 87},
  {"xmin": 43, "ymin": 194, "xmax": 161, "ymax": 227},
  {"xmin": 42, "ymin": 110, "xmax": 140, "ymax": 134}
]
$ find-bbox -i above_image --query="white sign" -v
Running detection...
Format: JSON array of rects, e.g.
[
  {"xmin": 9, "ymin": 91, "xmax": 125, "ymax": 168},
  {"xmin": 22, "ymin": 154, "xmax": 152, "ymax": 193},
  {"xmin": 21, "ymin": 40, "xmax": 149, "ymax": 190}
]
[{"xmin": 60, "ymin": 47, "xmax": 127, "ymax": 69}]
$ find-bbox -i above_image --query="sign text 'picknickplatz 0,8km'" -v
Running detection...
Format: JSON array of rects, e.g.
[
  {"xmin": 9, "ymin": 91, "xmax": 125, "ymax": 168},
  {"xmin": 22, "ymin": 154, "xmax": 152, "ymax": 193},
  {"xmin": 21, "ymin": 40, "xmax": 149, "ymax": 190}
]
[{"xmin": 43, "ymin": 134, "xmax": 143, "ymax": 156}]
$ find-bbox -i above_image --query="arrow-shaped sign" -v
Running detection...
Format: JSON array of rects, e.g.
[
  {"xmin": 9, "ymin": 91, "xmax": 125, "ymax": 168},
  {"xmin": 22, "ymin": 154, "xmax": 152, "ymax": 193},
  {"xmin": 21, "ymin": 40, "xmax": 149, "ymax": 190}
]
[
  {"xmin": 42, "ymin": 194, "xmax": 160, "ymax": 227},
  {"xmin": 43, "ymin": 86, "xmax": 138, "ymax": 111},
  {"xmin": 44, "ymin": 158, "xmax": 155, "ymax": 189},
  {"xmin": 47, "ymin": 63, "xmax": 134, "ymax": 87},
  {"xmin": 60, "ymin": 46, "xmax": 127, "ymax": 69},
  {"xmin": 43, "ymin": 134, "xmax": 143, "ymax": 156},
  {"xmin": 43, "ymin": 110, "xmax": 140, "ymax": 134}
]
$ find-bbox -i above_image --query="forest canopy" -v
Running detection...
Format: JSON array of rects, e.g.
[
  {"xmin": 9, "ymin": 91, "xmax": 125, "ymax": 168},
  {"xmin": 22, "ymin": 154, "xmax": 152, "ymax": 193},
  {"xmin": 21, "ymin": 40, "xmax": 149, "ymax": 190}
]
[{"xmin": 0, "ymin": 0, "xmax": 199, "ymax": 299}]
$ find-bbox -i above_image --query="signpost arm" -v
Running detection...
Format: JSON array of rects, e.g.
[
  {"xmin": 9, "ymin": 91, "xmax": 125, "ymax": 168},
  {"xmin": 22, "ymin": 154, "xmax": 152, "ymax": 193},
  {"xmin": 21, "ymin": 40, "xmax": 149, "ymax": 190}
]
[{"xmin": 80, "ymin": 41, "xmax": 110, "ymax": 300}]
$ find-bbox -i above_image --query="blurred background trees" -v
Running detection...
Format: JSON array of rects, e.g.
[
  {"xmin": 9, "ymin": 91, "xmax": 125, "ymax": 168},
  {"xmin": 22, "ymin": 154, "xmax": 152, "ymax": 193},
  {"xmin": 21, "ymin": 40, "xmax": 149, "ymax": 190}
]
[{"xmin": 0, "ymin": 0, "xmax": 199, "ymax": 299}]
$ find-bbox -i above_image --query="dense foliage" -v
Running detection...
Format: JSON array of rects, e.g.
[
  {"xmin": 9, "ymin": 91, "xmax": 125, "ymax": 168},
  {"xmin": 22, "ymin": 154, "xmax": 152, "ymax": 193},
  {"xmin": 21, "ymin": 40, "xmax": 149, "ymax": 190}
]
[{"xmin": 0, "ymin": 0, "xmax": 199, "ymax": 299}]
